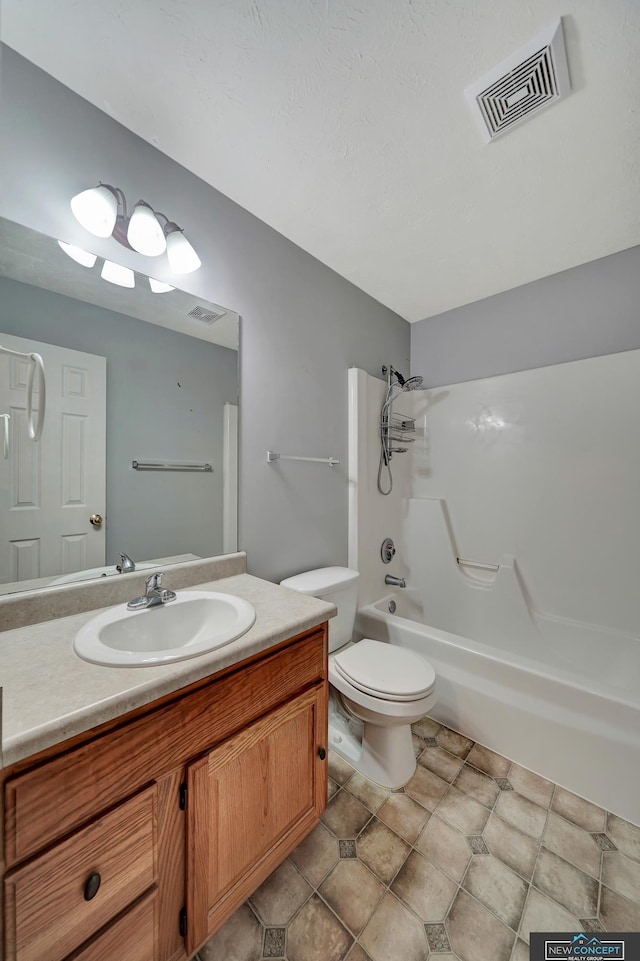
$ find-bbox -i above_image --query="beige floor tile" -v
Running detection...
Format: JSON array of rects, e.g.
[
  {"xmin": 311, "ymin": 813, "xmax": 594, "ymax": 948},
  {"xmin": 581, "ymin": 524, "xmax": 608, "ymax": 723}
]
[
  {"xmin": 466, "ymin": 743, "xmax": 511, "ymax": 778},
  {"xmin": 463, "ymin": 855, "xmax": 528, "ymax": 930},
  {"xmin": 346, "ymin": 945, "xmax": 374, "ymax": 961},
  {"xmin": 447, "ymin": 889, "xmax": 515, "ymax": 961},
  {"xmin": 551, "ymin": 787, "xmax": 605, "ymax": 833},
  {"xmin": 415, "ymin": 813, "xmax": 472, "ymax": 882},
  {"xmin": 606, "ymin": 813, "xmax": 640, "ymax": 862},
  {"xmin": 533, "ymin": 848, "xmax": 599, "ymax": 918},
  {"xmin": 418, "ymin": 745, "xmax": 464, "ymax": 783},
  {"xmin": 511, "ymin": 939, "xmax": 530, "ymax": 961},
  {"xmin": 328, "ymin": 777, "xmax": 340, "ymax": 800},
  {"xmin": 320, "ymin": 859, "xmax": 385, "ymax": 935},
  {"xmin": 391, "ymin": 850, "xmax": 457, "ymax": 922},
  {"xmin": 508, "ymin": 764, "xmax": 554, "ymax": 809},
  {"xmin": 357, "ymin": 818, "xmax": 411, "ymax": 884},
  {"xmin": 601, "ymin": 852, "xmax": 640, "ymax": 903},
  {"xmin": 599, "ymin": 884, "xmax": 640, "ymax": 929},
  {"xmin": 290, "ymin": 821, "xmax": 340, "ymax": 887},
  {"xmin": 405, "ymin": 764, "xmax": 450, "ymax": 812},
  {"xmin": 412, "ymin": 733, "xmax": 426, "ymax": 757},
  {"xmin": 346, "ymin": 772, "xmax": 391, "ymax": 813},
  {"xmin": 542, "ymin": 811, "xmax": 602, "ymax": 878},
  {"xmin": 249, "ymin": 859, "xmax": 312, "ymax": 925},
  {"xmin": 494, "ymin": 791, "xmax": 548, "ymax": 839},
  {"xmin": 519, "ymin": 888, "xmax": 580, "ymax": 944},
  {"xmin": 287, "ymin": 894, "xmax": 353, "ymax": 961},
  {"xmin": 483, "ymin": 813, "xmax": 539, "ymax": 881},
  {"xmin": 412, "ymin": 716, "xmax": 442, "ymax": 738},
  {"xmin": 199, "ymin": 903, "xmax": 263, "ymax": 961},
  {"xmin": 454, "ymin": 764, "xmax": 500, "ymax": 809},
  {"xmin": 377, "ymin": 793, "xmax": 430, "ymax": 843},
  {"xmin": 436, "ymin": 727, "xmax": 474, "ymax": 759},
  {"xmin": 322, "ymin": 790, "xmax": 372, "ymax": 838},
  {"xmin": 436, "ymin": 785, "xmax": 490, "ymax": 834},
  {"xmin": 329, "ymin": 751, "xmax": 356, "ymax": 786},
  {"xmin": 360, "ymin": 892, "xmax": 429, "ymax": 961}
]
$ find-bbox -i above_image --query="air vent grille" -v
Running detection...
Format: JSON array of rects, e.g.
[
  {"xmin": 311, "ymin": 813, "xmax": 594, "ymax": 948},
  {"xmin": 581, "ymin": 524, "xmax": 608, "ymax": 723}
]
[
  {"xmin": 466, "ymin": 20, "xmax": 570, "ymax": 143},
  {"xmin": 187, "ymin": 305, "xmax": 226, "ymax": 326}
]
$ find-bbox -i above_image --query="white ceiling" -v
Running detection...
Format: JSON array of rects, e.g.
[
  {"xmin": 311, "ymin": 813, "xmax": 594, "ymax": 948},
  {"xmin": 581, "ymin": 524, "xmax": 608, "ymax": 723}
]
[{"xmin": 3, "ymin": 0, "xmax": 640, "ymax": 322}]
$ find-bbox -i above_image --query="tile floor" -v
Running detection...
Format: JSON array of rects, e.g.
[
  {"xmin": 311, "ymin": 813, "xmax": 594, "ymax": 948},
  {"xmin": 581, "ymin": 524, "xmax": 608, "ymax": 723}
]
[{"xmin": 198, "ymin": 717, "xmax": 640, "ymax": 961}]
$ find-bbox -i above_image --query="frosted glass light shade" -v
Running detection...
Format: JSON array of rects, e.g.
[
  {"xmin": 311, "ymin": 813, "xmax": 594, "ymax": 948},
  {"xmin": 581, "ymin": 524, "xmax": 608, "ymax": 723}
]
[
  {"xmin": 57, "ymin": 241, "xmax": 97, "ymax": 268},
  {"xmin": 149, "ymin": 278, "xmax": 175, "ymax": 293},
  {"xmin": 165, "ymin": 229, "xmax": 201, "ymax": 274},
  {"xmin": 101, "ymin": 260, "xmax": 135, "ymax": 288},
  {"xmin": 127, "ymin": 202, "xmax": 167, "ymax": 256},
  {"xmin": 70, "ymin": 185, "xmax": 118, "ymax": 238}
]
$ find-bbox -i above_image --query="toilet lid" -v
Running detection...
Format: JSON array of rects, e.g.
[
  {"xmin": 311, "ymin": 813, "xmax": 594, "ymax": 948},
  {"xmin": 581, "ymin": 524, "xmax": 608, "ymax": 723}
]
[{"xmin": 333, "ymin": 639, "xmax": 435, "ymax": 701}]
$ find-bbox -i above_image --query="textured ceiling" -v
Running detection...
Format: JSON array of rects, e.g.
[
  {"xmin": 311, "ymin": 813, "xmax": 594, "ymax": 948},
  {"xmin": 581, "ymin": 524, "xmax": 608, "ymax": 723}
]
[{"xmin": 3, "ymin": 0, "xmax": 640, "ymax": 322}]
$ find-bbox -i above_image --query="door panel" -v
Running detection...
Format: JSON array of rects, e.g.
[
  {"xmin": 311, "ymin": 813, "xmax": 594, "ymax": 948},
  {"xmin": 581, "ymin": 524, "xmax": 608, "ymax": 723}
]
[{"xmin": 0, "ymin": 333, "xmax": 106, "ymax": 583}]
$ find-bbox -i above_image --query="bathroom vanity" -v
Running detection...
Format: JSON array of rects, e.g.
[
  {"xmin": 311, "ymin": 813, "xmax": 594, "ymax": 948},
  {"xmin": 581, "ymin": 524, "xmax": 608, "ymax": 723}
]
[{"xmin": 0, "ymin": 559, "xmax": 333, "ymax": 961}]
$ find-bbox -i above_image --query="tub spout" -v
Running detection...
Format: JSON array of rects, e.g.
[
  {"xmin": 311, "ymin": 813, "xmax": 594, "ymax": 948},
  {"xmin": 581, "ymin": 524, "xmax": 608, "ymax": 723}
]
[{"xmin": 384, "ymin": 574, "xmax": 406, "ymax": 588}]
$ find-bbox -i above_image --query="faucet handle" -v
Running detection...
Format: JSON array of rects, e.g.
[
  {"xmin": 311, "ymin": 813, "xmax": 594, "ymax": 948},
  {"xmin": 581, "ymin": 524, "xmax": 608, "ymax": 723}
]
[{"xmin": 146, "ymin": 571, "xmax": 163, "ymax": 592}]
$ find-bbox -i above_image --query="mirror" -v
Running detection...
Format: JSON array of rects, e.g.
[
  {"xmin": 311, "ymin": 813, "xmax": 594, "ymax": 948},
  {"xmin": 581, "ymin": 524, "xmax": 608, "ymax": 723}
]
[{"xmin": 0, "ymin": 217, "xmax": 239, "ymax": 595}]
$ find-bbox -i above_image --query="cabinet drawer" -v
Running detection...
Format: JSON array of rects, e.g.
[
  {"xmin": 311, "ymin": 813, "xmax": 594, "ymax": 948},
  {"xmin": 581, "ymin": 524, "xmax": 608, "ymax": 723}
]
[
  {"xmin": 4, "ymin": 785, "xmax": 157, "ymax": 961},
  {"xmin": 65, "ymin": 890, "xmax": 158, "ymax": 961}
]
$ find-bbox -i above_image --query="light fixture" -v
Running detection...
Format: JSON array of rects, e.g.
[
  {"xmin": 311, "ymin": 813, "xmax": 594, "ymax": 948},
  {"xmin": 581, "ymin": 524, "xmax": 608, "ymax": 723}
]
[
  {"xmin": 163, "ymin": 222, "xmax": 202, "ymax": 274},
  {"xmin": 70, "ymin": 182, "xmax": 200, "ymax": 274},
  {"xmin": 149, "ymin": 278, "xmax": 175, "ymax": 293},
  {"xmin": 101, "ymin": 259, "xmax": 135, "ymax": 288},
  {"xmin": 70, "ymin": 185, "xmax": 119, "ymax": 238},
  {"xmin": 57, "ymin": 241, "xmax": 97, "ymax": 268},
  {"xmin": 127, "ymin": 201, "xmax": 166, "ymax": 256}
]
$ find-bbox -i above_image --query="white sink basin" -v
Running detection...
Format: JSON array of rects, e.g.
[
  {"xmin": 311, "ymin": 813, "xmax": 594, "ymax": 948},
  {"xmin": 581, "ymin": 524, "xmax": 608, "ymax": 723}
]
[{"xmin": 74, "ymin": 591, "xmax": 256, "ymax": 667}]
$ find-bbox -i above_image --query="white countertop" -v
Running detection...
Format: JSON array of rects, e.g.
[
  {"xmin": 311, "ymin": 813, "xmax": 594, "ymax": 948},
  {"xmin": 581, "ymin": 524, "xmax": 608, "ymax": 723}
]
[{"xmin": 0, "ymin": 574, "xmax": 334, "ymax": 769}]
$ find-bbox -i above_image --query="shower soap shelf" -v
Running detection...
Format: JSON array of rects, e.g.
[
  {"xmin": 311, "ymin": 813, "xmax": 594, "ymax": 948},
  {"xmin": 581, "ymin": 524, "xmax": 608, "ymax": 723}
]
[{"xmin": 381, "ymin": 412, "xmax": 417, "ymax": 454}]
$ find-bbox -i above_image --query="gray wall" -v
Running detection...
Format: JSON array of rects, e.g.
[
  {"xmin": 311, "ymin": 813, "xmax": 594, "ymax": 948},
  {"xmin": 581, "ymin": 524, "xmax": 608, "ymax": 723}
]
[
  {"xmin": 0, "ymin": 46, "xmax": 410, "ymax": 582},
  {"xmin": 411, "ymin": 244, "xmax": 640, "ymax": 387},
  {"xmin": 0, "ymin": 275, "xmax": 237, "ymax": 564}
]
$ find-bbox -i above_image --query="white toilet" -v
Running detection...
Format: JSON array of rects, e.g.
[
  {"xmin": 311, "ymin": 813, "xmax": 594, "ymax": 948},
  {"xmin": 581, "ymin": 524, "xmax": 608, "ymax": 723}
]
[{"xmin": 280, "ymin": 566, "xmax": 436, "ymax": 788}]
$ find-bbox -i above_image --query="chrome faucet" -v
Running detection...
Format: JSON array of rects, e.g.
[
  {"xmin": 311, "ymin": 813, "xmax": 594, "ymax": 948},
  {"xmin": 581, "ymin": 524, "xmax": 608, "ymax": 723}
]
[
  {"xmin": 116, "ymin": 552, "xmax": 136, "ymax": 574},
  {"xmin": 384, "ymin": 574, "xmax": 406, "ymax": 588},
  {"xmin": 127, "ymin": 572, "xmax": 177, "ymax": 611}
]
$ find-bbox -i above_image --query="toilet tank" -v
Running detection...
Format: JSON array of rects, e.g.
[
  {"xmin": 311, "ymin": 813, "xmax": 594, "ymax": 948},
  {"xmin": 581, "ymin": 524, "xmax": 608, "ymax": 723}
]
[{"xmin": 280, "ymin": 567, "xmax": 359, "ymax": 653}]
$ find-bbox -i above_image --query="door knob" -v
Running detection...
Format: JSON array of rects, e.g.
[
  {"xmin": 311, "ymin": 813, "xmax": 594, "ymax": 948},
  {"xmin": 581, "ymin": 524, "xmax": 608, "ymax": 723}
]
[{"xmin": 89, "ymin": 513, "xmax": 104, "ymax": 528}]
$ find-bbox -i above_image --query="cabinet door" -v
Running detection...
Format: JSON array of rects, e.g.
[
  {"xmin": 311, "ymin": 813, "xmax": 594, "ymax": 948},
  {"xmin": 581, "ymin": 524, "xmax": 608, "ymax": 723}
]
[{"xmin": 185, "ymin": 684, "xmax": 327, "ymax": 954}]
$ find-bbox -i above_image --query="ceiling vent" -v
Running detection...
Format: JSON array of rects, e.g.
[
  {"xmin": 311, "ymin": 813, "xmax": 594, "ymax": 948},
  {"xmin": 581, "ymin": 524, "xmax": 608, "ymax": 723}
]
[
  {"xmin": 187, "ymin": 304, "xmax": 226, "ymax": 326},
  {"xmin": 465, "ymin": 19, "xmax": 570, "ymax": 143}
]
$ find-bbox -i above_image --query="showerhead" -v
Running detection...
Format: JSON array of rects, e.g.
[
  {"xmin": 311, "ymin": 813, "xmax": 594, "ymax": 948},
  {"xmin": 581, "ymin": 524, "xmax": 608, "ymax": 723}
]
[{"xmin": 382, "ymin": 365, "xmax": 423, "ymax": 392}]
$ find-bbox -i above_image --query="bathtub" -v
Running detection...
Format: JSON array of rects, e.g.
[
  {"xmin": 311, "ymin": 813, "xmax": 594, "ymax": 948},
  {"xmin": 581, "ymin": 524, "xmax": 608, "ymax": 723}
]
[{"xmin": 356, "ymin": 593, "xmax": 640, "ymax": 826}]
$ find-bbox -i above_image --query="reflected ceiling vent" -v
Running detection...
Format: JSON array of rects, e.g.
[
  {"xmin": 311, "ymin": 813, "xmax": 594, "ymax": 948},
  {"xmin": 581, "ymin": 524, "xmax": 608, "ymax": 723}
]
[
  {"xmin": 187, "ymin": 304, "xmax": 226, "ymax": 325},
  {"xmin": 465, "ymin": 19, "xmax": 570, "ymax": 143}
]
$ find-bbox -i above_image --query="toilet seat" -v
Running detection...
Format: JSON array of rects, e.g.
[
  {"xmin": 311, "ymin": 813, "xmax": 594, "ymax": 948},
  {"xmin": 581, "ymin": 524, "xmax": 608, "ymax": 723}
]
[{"xmin": 332, "ymin": 639, "xmax": 435, "ymax": 702}]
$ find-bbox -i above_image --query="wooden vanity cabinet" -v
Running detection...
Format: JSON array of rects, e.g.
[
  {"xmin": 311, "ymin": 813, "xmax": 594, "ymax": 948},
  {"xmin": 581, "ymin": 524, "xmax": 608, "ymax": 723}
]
[{"xmin": 2, "ymin": 623, "xmax": 329, "ymax": 961}]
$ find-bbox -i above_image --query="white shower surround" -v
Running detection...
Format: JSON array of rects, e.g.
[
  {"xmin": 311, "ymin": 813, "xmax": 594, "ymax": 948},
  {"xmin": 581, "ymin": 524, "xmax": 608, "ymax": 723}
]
[{"xmin": 347, "ymin": 361, "xmax": 640, "ymax": 824}]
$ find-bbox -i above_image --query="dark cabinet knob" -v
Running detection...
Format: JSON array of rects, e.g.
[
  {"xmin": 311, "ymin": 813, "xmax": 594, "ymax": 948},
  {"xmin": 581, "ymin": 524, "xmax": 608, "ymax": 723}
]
[
  {"xmin": 84, "ymin": 872, "xmax": 101, "ymax": 901},
  {"xmin": 318, "ymin": 747, "xmax": 327, "ymax": 760}
]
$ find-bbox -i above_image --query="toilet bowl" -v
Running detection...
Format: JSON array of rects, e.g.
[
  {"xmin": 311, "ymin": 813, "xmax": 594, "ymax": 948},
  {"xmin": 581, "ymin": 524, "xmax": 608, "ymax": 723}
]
[{"xmin": 280, "ymin": 567, "xmax": 437, "ymax": 788}]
